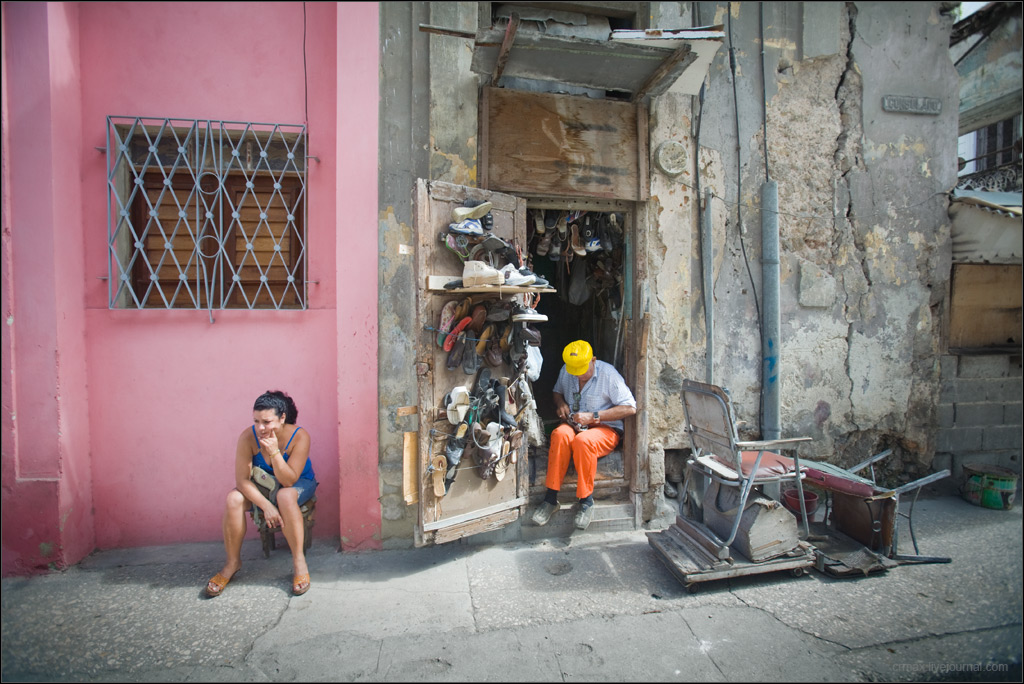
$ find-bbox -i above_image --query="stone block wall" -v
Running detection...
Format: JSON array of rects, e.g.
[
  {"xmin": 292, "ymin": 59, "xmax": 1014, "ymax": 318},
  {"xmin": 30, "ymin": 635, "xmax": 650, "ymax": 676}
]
[{"xmin": 935, "ymin": 354, "xmax": 1023, "ymax": 482}]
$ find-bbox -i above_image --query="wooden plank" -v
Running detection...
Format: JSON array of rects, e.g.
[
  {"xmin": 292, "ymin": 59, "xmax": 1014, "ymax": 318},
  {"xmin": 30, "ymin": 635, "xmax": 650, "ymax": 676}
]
[
  {"xmin": 425, "ymin": 274, "xmax": 555, "ymax": 293},
  {"xmin": 636, "ymin": 103, "xmax": 650, "ymax": 200},
  {"xmin": 631, "ymin": 43, "xmax": 696, "ymax": 102},
  {"xmin": 484, "ymin": 88, "xmax": 640, "ymax": 200},
  {"xmin": 424, "ymin": 496, "xmax": 527, "ymax": 531},
  {"xmin": 491, "ymin": 13, "xmax": 520, "ymax": 86},
  {"xmin": 403, "ymin": 431, "xmax": 419, "ymax": 504},
  {"xmin": 949, "ymin": 264, "xmax": 1022, "ymax": 349},
  {"xmin": 433, "ymin": 508, "xmax": 521, "ymax": 544},
  {"xmin": 479, "ymin": 86, "xmax": 490, "ymax": 189}
]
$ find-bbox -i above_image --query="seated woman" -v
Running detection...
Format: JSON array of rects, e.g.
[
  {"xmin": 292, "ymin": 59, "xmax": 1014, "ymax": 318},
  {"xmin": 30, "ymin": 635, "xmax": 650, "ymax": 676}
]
[{"xmin": 206, "ymin": 390, "xmax": 317, "ymax": 597}]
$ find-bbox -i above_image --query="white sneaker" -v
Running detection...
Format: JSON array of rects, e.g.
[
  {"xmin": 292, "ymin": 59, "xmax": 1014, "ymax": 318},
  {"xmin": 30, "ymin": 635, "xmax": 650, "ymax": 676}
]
[
  {"xmin": 449, "ymin": 218, "xmax": 483, "ymax": 235},
  {"xmin": 511, "ymin": 305, "xmax": 548, "ymax": 322},
  {"xmin": 462, "ymin": 260, "xmax": 504, "ymax": 287},
  {"xmin": 499, "ymin": 264, "xmax": 535, "ymax": 287}
]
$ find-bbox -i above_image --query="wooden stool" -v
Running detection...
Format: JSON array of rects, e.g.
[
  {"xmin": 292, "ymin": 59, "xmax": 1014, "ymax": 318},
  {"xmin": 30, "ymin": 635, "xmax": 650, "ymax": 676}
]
[{"xmin": 249, "ymin": 482, "xmax": 317, "ymax": 559}]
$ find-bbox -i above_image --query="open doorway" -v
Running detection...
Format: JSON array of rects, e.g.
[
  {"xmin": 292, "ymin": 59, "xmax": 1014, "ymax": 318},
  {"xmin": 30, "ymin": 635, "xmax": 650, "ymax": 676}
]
[{"xmin": 521, "ymin": 203, "xmax": 635, "ymax": 507}]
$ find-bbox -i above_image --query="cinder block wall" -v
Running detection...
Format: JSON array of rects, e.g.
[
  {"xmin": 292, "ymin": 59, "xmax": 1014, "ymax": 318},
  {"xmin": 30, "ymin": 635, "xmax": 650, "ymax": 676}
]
[{"xmin": 935, "ymin": 355, "xmax": 1023, "ymax": 482}]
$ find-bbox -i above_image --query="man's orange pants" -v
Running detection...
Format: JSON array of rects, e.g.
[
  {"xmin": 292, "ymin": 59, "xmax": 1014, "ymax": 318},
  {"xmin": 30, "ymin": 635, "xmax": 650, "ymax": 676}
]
[{"xmin": 545, "ymin": 423, "xmax": 619, "ymax": 500}]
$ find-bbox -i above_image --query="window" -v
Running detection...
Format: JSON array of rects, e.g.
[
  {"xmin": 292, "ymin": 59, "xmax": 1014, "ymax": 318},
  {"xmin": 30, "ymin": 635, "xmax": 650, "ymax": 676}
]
[{"xmin": 106, "ymin": 118, "xmax": 307, "ymax": 311}]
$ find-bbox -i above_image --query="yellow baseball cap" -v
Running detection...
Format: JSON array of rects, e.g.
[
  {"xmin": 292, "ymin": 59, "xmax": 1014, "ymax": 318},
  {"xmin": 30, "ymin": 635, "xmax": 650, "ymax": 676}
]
[{"xmin": 563, "ymin": 340, "xmax": 593, "ymax": 376}]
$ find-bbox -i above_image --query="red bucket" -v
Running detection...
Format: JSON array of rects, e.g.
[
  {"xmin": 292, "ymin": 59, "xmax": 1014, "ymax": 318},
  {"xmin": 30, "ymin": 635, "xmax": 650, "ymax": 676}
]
[{"xmin": 782, "ymin": 487, "xmax": 819, "ymax": 522}]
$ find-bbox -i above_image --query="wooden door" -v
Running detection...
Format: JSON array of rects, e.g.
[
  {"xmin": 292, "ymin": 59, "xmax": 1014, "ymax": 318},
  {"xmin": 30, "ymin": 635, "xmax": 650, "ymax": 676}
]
[{"xmin": 414, "ymin": 179, "xmax": 534, "ymax": 545}]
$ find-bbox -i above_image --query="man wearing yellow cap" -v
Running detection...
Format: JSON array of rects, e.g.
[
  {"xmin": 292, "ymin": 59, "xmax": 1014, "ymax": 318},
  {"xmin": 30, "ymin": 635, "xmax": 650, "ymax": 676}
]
[{"xmin": 531, "ymin": 340, "xmax": 636, "ymax": 530}]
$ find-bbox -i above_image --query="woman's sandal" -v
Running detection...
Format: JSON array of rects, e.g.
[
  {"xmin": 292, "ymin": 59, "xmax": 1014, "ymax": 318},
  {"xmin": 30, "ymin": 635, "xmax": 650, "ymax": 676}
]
[
  {"xmin": 205, "ymin": 572, "xmax": 235, "ymax": 598},
  {"xmin": 292, "ymin": 573, "xmax": 311, "ymax": 596}
]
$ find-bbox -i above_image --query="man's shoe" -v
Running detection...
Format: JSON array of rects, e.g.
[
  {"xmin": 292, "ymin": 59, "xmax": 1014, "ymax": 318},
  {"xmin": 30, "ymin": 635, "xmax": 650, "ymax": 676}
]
[
  {"xmin": 531, "ymin": 501, "xmax": 558, "ymax": 526},
  {"xmin": 574, "ymin": 504, "xmax": 595, "ymax": 530}
]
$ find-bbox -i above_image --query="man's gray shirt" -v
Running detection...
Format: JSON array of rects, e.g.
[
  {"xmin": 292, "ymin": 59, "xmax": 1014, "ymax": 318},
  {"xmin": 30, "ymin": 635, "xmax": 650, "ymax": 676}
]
[{"xmin": 553, "ymin": 360, "xmax": 636, "ymax": 433}]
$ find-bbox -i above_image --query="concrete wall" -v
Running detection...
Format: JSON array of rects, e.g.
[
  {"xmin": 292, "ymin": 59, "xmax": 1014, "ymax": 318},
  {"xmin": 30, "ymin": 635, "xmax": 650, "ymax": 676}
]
[
  {"xmin": 2, "ymin": 1, "xmax": 381, "ymax": 575},
  {"xmin": 643, "ymin": 2, "xmax": 960, "ymax": 502}
]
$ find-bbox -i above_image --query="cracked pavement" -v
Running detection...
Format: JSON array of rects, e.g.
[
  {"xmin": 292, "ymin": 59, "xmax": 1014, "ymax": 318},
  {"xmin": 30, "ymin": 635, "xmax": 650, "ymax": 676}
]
[{"xmin": 2, "ymin": 488, "xmax": 1021, "ymax": 682}]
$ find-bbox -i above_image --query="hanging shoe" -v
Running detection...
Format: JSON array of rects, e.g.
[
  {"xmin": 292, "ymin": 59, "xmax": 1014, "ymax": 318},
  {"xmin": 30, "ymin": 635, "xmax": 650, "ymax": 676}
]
[
  {"xmin": 452, "ymin": 200, "xmax": 492, "ymax": 222},
  {"xmin": 535, "ymin": 230, "xmax": 553, "ymax": 257},
  {"xmin": 544, "ymin": 209, "xmax": 557, "ymax": 234},
  {"xmin": 442, "ymin": 233, "xmax": 473, "ymax": 261},
  {"xmin": 462, "ymin": 342, "xmax": 480, "ymax": 375},
  {"xmin": 548, "ymin": 233, "xmax": 562, "ymax": 261},
  {"xmin": 556, "ymin": 211, "xmax": 568, "ymax": 240},
  {"xmin": 436, "ymin": 300, "xmax": 458, "ymax": 349},
  {"xmin": 475, "ymin": 324, "xmax": 495, "ymax": 355},
  {"xmin": 531, "ymin": 208, "xmax": 546, "ymax": 235},
  {"xmin": 583, "ymin": 215, "xmax": 601, "ymax": 253},
  {"xmin": 570, "ymin": 222, "xmax": 586, "ymax": 256},
  {"xmin": 446, "ymin": 331, "xmax": 467, "ymax": 371},
  {"xmin": 449, "ymin": 218, "xmax": 484, "ymax": 236},
  {"xmin": 599, "ymin": 214, "xmax": 613, "ymax": 252}
]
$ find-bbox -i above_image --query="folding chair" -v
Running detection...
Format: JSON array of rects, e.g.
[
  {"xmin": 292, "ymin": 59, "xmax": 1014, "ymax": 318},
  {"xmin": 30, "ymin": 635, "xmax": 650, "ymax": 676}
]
[{"xmin": 680, "ymin": 379, "xmax": 812, "ymax": 560}]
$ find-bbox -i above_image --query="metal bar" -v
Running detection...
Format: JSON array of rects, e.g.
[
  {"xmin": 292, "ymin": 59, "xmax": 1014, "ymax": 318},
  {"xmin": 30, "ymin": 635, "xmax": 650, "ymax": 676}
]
[
  {"xmin": 848, "ymin": 448, "xmax": 894, "ymax": 474},
  {"xmin": 761, "ymin": 180, "xmax": 780, "ymax": 440},
  {"xmin": 893, "ymin": 469, "xmax": 950, "ymax": 495},
  {"xmin": 702, "ymin": 188, "xmax": 713, "ymax": 384}
]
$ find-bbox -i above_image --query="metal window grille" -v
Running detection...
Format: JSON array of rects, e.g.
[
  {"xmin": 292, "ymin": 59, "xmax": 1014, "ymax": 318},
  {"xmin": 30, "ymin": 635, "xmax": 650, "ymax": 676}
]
[{"xmin": 106, "ymin": 117, "xmax": 308, "ymax": 314}]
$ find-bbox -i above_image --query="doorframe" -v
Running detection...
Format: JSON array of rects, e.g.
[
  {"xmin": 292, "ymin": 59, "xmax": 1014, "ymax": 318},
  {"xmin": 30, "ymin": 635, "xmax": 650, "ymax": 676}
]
[{"xmin": 520, "ymin": 195, "xmax": 650, "ymax": 525}]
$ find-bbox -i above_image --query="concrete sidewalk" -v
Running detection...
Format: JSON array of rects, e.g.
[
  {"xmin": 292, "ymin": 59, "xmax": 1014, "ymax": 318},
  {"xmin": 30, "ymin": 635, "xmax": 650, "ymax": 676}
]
[{"xmin": 2, "ymin": 487, "xmax": 1021, "ymax": 682}]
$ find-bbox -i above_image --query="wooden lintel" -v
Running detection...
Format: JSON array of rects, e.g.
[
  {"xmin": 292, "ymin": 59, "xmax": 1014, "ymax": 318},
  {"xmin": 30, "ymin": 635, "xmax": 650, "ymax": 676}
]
[
  {"xmin": 631, "ymin": 43, "xmax": 694, "ymax": 103},
  {"xmin": 491, "ymin": 14, "xmax": 521, "ymax": 86}
]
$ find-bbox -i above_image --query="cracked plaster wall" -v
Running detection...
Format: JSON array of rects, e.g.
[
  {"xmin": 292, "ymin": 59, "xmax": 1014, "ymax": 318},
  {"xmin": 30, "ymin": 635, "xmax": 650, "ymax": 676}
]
[
  {"xmin": 644, "ymin": 2, "xmax": 958, "ymax": 487},
  {"xmin": 380, "ymin": 2, "xmax": 961, "ymax": 541}
]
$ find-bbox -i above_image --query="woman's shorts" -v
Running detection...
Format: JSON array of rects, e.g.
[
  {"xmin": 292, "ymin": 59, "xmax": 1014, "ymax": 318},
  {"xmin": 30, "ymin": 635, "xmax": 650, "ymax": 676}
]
[{"xmin": 254, "ymin": 477, "xmax": 318, "ymax": 510}]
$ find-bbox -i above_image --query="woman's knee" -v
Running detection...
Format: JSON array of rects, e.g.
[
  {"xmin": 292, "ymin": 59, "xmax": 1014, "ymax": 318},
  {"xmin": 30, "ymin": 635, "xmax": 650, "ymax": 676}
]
[
  {"xmin": 276, "ymin": 486, "xmax": 300, "ymax": 510},
  {"xmin": 226, "ymin": 488, "xmax": 248, "ymax": 510}
]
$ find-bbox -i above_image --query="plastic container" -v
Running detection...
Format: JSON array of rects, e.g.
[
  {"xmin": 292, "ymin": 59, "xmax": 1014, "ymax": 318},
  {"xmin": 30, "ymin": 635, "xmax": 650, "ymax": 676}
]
[
  {"xmin": 962, "ymin": 464, "xmax": 1018, "ymax": 510},
  {"xmin": 782, "ymin": 487, "xmax": 819, "ymax": 523}
]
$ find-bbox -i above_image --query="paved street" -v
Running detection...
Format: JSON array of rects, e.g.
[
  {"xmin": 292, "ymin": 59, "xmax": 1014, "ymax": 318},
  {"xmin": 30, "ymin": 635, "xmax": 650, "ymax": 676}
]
[{"xmin": 2, "ymin": 484, "xmax": 1021, "ymax": 682}]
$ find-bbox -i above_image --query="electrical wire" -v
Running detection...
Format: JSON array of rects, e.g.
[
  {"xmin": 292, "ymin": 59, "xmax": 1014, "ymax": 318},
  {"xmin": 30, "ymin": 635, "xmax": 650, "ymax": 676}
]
[{"xmin": 303, "ymin": 2, "xmax": 309, "ymax": 127}]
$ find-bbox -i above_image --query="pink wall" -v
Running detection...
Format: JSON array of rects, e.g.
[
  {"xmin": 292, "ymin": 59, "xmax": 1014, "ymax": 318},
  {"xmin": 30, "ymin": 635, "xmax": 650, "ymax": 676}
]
[
  {"xmin": 2, "ymin": 1, "xmax": 380, "ymax": 573},
  {"xmin": 335, "ymin": 3, "xmax": 382, "ymax": 550},
  {"xmin": 2, "ymin": 1, "xmax": 94, "ymax": 574}
]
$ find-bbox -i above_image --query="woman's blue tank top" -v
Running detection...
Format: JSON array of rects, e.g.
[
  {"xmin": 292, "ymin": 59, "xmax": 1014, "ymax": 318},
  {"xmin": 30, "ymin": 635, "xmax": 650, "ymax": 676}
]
[{"xmin": 251, "ymin": 426, "xmax": 316, "ymax": 481}]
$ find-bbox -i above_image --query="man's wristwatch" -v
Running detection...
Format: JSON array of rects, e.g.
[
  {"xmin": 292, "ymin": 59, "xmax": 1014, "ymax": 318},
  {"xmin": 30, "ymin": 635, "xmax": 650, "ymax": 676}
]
[{"xmin": 592, "ymin": 411, "xmax": 600, "ymax": 423}]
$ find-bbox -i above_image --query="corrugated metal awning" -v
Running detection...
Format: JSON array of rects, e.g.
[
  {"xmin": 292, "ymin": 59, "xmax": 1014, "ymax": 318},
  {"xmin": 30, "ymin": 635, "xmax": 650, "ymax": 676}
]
[{"xmin": 470, "ymin": 24, "xmax": 725, "ymax": 101}]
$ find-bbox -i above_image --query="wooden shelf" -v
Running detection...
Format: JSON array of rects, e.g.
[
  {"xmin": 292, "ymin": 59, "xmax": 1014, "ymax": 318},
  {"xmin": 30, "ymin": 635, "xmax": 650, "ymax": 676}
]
[{"xmin": 426, "ymin": 275, "xmax": 556, "ymax": 294}]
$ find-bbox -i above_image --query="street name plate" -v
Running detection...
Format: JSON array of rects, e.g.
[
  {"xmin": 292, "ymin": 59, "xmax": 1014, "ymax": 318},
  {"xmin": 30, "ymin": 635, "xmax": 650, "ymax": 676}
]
[{"xmin": 882, "ymin": 95, "xmax": 942, "ymax": 115}]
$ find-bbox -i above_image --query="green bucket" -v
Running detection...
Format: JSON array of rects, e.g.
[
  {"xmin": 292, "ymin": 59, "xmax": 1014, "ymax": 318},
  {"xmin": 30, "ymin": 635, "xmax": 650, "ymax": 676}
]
[{"xmin": 962, "ymin": 464, "xmax": 1019, "ymax": 510}]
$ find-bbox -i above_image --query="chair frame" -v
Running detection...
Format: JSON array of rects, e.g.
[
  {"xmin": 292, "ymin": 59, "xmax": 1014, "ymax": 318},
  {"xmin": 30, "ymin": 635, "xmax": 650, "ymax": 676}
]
[{"xmin": 680, "ymin": 379, "xmax": 812, "ymax": 559}]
